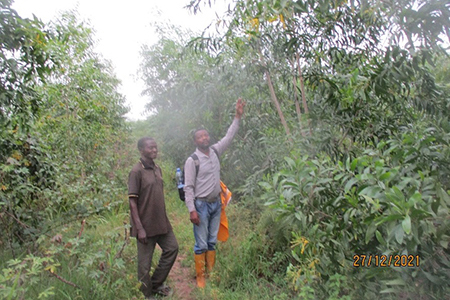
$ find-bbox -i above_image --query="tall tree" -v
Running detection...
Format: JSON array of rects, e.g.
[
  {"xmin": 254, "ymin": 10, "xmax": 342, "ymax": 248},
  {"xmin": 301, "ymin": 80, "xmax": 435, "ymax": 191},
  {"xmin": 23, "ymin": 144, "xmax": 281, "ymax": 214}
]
[
  {"xmin": 189, "ymin": 0, "xmax": 450, "ymax": 144},
  {"xmin": 0, "ymin": 4, "xmax": 129, "ymax": 250},
  {"xmin": 183, "ymin": 0, "xmax": 450, "ymax": 297}
]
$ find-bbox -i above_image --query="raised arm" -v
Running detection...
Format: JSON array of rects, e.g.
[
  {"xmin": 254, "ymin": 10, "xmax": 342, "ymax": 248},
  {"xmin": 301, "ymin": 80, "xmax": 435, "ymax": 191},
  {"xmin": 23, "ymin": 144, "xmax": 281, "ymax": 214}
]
[
  {"xmin": 235, "ymin": 97, "xmax": 245, "ymax": 119},
  {"xmin": 213, "ymin": 98, "xmax": 246, "ymax": 156}
]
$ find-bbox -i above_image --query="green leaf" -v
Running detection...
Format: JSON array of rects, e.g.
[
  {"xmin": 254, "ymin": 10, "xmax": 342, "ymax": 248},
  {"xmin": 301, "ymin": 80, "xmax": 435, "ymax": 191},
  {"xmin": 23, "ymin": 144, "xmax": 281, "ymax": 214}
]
[
  {"xmin": 344, "ymin": 178, "xmax": 358, "ymax": 192},
  {"xmin": 379, "ymin": 172, "xmax": 392, "ymax": 181},
  {"xmin": 380, "ymin": 288, "xmax": 402, "ymax": 294},
  {"xmin": 375, "ymin": 230, "xmax": 386, "ymax": 246},
  {"xmin": 375, "ymin": 214, "xmax": 403, "ymax": 226},
  {"xmin": 359, "ymin": 185, "xmax": 382, "ymax": 198},
  {"xmin": 395, "ymin": 225, "xmax": 404, "ymax": 244},
  {"xmin": 408, "ymin": 192, "xmax": 422, "ymax": 204},
  {"xmin": 365, "ymin": 223, "xmax": 377, "ymax": 244},
  {"xmin": 383, "ymin": 278, "xmax": 406, "ymax": 286},
  {"xmin": 431, "ymin": 198, "xmax": 440, "ymax": 214},
  {"xmin": 294, "ymin": 212, "xmax": 304, "ymax": 222},
  {"xmin": 333, "ymin": 173, "xmax": 345, "ymax": 181},
  {"xmin": 422, "ymin": 271, "xmax": 445, "ymax": 284},
  {"xmin": 392, "ymin": 186, "xmax": 405, "ymax": 201},
  {"xmin": 350, "ymin": 158, "xmax": 358, "ymax": 171},
  {"xmin": 402, "ymin": 214, "xmax": 411, "ymax": 235},
  {"xmin": 437, "ymin": 187, "xmax": 450, "ymax": 206},
  {"xmin": 291, "ymin": 250, "xmax": 301, "ymax": 263},
  {"xmin": 258, "ymin": 182, "xmax": 272, "ymax": 190},
  {"xmin": 439, "ymin": 239, "xmax": 449, "ymax": 249},
  {"xmin": 284, "ymin": 156, "xmax": 296, "ymax": 169}
]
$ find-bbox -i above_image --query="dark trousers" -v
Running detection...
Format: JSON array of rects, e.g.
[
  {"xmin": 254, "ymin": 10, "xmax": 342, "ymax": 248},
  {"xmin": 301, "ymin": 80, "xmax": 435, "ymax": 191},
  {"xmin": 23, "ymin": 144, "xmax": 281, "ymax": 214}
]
[{"xmin": 137, "ymin": 230, "xmax": 178, "ymax": 297}]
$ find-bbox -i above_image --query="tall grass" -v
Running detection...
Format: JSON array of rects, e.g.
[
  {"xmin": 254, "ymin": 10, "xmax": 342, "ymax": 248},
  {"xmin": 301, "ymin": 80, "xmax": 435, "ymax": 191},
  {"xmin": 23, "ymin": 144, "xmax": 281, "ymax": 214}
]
[{"xmin": 0, "ymin": 205, "xmax": 141, "ymax": 300}]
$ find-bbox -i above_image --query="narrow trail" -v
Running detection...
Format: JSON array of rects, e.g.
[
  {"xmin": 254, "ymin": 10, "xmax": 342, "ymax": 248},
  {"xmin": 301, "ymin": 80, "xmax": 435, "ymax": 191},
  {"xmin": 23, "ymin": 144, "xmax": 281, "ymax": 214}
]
[{"xmin": 169, "ymin": 253, "xmax": 196, "ymax": 300}]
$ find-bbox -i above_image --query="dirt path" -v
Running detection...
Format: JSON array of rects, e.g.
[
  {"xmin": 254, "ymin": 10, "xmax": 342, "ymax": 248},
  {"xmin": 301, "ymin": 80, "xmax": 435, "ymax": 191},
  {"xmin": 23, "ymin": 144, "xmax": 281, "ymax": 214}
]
[{"xmin": 169, "ymin": 253, "xmax": 196, "ymax": 300}]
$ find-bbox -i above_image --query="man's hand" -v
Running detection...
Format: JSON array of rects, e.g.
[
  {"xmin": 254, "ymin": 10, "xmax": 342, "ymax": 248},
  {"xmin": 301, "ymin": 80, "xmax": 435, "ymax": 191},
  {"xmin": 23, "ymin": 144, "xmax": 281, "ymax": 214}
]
[
  {"xmin": 130, "ymin": 197, "xmax": 148, "ymax": 244},
  {"xmin": 190, "ymin": 211, "xmax": 200, "ymax": 226},
  {"xmin": 137, "ymin": 228, "xmax": 147, "ymax": 244},
  {"xmin": 235, "ymin": 98, "xmax": 245, "ymax": 119}
]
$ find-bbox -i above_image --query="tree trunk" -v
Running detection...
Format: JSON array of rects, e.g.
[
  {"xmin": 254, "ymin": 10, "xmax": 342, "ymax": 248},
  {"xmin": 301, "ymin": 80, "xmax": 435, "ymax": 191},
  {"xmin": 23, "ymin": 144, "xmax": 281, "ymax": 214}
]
[
  {"xmin": 265, "ymin": 69, "xmax": 292, "ymax": 140},
  {"xmin": 290, "ymin": 57, "xmax": 304, "ymax": 136},
  {"xmin": 296, "ymin": 53, "xmax": 308, "ymax": 115},
  {"xmin": 296, "ymin": 53, "xmax": 312, "ymax": 136},
  {"xmin": 257, "ymin": 42, "xmax": 292, "ymax": 140}
]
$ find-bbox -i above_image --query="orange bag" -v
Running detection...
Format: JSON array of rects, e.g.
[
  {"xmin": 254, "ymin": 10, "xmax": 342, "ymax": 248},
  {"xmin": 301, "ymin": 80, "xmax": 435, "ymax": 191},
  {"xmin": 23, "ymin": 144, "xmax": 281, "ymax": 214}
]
[{"xmin": 217, "ymin": 181, "xmax": 232, "ymax": 242}]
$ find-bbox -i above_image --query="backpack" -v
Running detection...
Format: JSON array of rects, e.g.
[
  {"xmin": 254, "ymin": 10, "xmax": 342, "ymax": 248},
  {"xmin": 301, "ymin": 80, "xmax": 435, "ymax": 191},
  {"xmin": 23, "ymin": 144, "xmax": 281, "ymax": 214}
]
[{"xmin": 177, "ymin": 147, "xmax": 219, "ymax": 201}]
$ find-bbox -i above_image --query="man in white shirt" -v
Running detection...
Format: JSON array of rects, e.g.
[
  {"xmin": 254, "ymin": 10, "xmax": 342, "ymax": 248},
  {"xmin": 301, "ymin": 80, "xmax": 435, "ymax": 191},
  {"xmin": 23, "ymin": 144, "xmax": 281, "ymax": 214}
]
[{"xmin": 183, "ymin": 98, "xmax": 245, "ymax": 288}]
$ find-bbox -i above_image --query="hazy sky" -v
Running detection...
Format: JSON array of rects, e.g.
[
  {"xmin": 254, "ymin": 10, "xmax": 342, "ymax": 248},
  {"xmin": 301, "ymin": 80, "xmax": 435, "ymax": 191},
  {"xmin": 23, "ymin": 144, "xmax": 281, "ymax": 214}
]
[{"xmin": 11, "ymin": 0, "xmax": 228, "ymax": 120}]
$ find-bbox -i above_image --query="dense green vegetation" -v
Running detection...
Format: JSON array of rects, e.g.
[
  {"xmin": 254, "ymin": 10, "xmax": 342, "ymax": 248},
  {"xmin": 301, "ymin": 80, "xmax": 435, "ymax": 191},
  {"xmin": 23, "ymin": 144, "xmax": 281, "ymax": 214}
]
[
  {"xmin": 0, "ymin": 1, "xmax": 133, "ymax": 298},
  {"xmin": 140, "ymin": 0, "xmax": 450, "ymax": 298},
  {"xmin": 1, "ymin": 0, "xmax": 450, "ymax": 299}
]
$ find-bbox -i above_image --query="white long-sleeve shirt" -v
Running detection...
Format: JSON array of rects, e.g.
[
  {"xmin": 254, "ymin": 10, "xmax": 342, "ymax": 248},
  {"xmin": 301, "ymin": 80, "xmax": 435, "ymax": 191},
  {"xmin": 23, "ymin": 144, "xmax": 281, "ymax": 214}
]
[{"xmin": 183, "ymin": 118, "xmax": 240, "ymax": 212}]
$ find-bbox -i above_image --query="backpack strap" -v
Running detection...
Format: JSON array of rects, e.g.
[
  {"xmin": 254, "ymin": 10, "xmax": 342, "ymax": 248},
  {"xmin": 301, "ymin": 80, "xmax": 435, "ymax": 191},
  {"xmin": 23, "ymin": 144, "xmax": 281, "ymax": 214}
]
[
  {"xmin": 190, "ymin": 146, "xmax": 219, "ymax": 177},
  {"xmin": 190, "ymin": 153, "xmax": 200, "ymax": 176},
  {"xmin": 211, "ymin": 146, "xmax": 219, "ymax": 159}
]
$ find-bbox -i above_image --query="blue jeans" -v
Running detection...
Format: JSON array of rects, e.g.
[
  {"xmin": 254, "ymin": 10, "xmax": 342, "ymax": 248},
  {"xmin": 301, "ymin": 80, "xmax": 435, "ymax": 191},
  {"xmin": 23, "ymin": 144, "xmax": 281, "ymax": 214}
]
[{"xmin": 193, "ymin": 198, "xmax": 222, "ymax": 254}]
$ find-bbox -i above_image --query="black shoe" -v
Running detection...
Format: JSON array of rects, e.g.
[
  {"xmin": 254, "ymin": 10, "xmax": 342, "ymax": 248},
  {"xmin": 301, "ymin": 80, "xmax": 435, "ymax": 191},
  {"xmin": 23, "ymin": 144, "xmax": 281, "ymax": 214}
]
[{"xmin": 151, "ymin": 284, "xmax": 172, "ymax": 297}]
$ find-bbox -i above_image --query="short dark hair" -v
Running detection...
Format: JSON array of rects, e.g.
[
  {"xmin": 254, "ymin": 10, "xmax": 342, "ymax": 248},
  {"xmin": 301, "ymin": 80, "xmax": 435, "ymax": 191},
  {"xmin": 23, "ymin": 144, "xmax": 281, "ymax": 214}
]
[
  {"xmin": 193, "ymin": 128, "xmax": 208, "ymax": 140},
  {"xmin": 137, "ymin": 137, "xmax": 155, "ymax": 150}
]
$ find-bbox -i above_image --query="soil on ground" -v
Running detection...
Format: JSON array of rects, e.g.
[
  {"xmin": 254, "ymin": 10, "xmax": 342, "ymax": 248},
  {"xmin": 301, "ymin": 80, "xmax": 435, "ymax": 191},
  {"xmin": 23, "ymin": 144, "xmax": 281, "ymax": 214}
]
[{"xmin": 170, "ymin": 253, "xmax": 196, "ymax": 300}]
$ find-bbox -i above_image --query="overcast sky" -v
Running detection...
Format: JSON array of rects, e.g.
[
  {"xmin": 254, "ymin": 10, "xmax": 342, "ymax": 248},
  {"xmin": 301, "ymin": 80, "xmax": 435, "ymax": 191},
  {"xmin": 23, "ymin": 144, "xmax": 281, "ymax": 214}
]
[{"xmin": 11, "ymin": 0, "xmax": 228, "ymax": 120}]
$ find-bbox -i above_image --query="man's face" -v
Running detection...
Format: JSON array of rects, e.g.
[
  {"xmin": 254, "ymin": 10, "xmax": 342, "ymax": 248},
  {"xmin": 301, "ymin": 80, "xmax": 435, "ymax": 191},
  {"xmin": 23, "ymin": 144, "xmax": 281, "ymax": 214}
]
[
  {"xmin": 194, "ymin": 129, "xmax": 210, "ymax": 150},
  {"xmin": 140, "ymin": 139, "xmax": 158, "ymax": 160}
]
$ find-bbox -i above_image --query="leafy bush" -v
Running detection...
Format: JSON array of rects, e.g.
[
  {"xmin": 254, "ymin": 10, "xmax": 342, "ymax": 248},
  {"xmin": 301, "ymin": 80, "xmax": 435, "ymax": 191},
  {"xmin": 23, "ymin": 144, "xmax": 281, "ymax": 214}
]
[
  {"xmin": 260, "ymin": 124, "xmax": 450, "ymax": 298},
  {"xmin": 0, "ymin": 4, "xmax": 130, "ymax": 249},
  {"xmin": 0, "ymin": 213, "xmax": 137, "ymax": 300}
]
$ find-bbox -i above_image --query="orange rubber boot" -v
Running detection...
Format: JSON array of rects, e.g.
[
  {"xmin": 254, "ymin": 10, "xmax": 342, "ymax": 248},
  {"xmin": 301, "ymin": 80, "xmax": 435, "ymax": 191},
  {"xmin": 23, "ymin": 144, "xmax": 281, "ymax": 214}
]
[
  {"xmin": 194, "ymin": 253, "xmax": 206, "ymax": 288},
  {"xmin": 206, "ymin": 250, "xmax": 216, "ymax": 273}
]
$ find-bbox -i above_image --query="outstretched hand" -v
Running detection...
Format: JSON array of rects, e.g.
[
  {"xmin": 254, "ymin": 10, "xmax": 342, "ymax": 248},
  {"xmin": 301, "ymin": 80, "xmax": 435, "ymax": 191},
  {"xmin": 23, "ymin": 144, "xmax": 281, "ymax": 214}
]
[{"xmin": 235, "ymin": 98, "xmax": 245, "ymax": 119}]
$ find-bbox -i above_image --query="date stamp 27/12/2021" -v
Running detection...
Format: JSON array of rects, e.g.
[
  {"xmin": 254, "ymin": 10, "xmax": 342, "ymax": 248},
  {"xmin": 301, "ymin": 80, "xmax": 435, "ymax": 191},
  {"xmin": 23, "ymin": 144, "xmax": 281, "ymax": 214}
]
[{"xmin": 353, "ymin": 254, "xmax": 420, "ymax": 268}]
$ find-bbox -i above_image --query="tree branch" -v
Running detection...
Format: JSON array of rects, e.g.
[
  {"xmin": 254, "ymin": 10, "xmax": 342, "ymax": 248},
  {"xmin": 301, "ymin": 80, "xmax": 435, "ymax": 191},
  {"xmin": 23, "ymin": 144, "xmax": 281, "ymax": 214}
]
[{"xmin": 48, "ymin": 270, "xmax": 81, "ymax": 289}]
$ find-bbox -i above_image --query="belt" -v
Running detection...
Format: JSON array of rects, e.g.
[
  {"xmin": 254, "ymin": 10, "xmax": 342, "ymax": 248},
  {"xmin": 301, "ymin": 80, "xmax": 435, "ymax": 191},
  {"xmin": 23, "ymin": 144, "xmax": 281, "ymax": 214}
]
[{"xmin": 197, "ymin": 194, "xmax": 220, "ymax": 203}]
